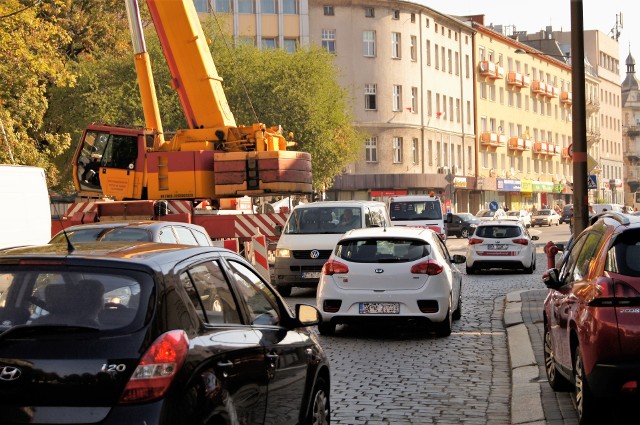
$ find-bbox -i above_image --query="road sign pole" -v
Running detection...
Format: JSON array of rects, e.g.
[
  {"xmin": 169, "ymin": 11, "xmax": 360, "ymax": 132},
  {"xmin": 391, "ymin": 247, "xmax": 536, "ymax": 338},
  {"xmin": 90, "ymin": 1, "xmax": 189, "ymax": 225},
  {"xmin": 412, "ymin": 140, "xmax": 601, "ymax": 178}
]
[{"xmin": 571, "ymin": 0, "xmax": 588, "ymax": 237}]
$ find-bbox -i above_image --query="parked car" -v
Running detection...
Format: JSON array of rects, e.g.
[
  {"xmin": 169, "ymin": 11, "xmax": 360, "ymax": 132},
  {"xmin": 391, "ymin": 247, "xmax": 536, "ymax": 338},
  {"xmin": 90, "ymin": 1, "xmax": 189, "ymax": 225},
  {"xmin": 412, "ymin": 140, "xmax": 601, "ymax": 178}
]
[
  {"xmin": 503, "ymin": 209, "xmax": 531, "ymax": 228},
  {"xmin": 50, "ymin": 221, "xmax": 213, "ymax": 246},
  {"xmin": 530, "ymin": 209, "xmax": 560, "ymax": 227},
  {"xmin": 316, "ymin": 226, "xmax": 465, "ymax": 337},
  {"xmin": 446, "ymin": 213, "xmax": 480, "ymax": 238},
  {"xmin": 542, "ymin": 211, "xmax": 640, "ymax": 424},
  {"xmin": 474, "ymin": 208, "xmax": 507, "ymax": 221},
  {"xmin": 0, "ymin": 242, "xmax": 330, "ymax": 424},
  {"xmin": 559, "ymin": 204, "xmax": 573, "ymax": 224},
  {"xmin": 465, "ymin": 220, "xmax": 539, "ymax": 274}
]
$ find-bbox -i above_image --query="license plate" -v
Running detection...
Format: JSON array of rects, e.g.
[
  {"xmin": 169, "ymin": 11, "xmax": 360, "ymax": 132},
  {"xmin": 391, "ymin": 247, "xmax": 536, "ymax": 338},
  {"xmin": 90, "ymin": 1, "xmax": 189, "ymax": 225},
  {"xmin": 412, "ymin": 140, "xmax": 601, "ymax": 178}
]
[
  {"xmin": 488, "ymin": 244, "xmax": 507, "ymax": 250},
  {"xmin": 302, "ymin": 271, "xmax": 321, "ymax": 279},
  {"xmin": 359, "ymin": 302, "xmax": 400, "ymax": 314}
]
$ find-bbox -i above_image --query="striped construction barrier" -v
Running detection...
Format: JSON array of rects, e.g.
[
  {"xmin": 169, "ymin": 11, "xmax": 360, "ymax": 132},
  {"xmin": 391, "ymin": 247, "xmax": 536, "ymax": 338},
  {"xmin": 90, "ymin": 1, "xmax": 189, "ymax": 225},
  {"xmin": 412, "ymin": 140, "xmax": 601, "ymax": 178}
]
[{"xmin": 251, "ymin": 233, "xmax": 270, "ymax": 282}]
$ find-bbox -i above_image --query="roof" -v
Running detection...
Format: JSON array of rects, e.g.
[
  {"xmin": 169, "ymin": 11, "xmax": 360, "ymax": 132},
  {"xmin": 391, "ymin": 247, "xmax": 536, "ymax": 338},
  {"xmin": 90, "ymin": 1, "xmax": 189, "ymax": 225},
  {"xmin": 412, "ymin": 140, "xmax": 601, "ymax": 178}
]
[{"xmin": 340, "ymin": 226, "xmax": 436, "ymax": 240}]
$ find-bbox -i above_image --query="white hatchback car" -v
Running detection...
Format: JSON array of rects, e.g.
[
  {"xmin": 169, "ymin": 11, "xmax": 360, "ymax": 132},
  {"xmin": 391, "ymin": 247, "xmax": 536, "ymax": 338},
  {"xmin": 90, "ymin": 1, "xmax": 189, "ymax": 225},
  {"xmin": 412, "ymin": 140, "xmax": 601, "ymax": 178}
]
[
  {"xmin": 474, "ymin": 208, "xmax": 507, "ymax": 221},
  {"xmin": 503, "ymin": 209, "xmax": 531, "ymax": 228},
  {"xmin": 316, "ymin": 227, "xmax": 465, "ymax": 337},
  {"xmin": 465, "ymin": 221, "xmax": 538, "ymax": 274}
]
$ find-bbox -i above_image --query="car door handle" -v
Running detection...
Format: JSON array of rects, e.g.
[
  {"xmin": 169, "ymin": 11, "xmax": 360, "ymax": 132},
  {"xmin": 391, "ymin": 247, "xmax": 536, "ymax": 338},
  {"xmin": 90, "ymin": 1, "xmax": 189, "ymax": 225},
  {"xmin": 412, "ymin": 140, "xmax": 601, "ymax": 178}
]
[
  {"xmin": 266, "ymin": 352, "xmax": 279, "ymax": 365},
  {"xmin": 217, "ymin": 360, "xmax": 233, "ymax": 369}
]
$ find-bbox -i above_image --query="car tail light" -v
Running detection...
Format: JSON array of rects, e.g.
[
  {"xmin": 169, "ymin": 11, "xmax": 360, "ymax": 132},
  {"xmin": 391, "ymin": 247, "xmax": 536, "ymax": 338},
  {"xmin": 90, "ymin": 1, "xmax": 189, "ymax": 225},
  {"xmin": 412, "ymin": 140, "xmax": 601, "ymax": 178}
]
[
  {"xmin": 512, "ymin": 238, "xmax": 529, "ymax": 245},
  {"xmin": 322, "ymin": 300, "xmax": 342, "ymax": 313},
  {"xmin": 417, "ymin": 300, "xmax": 439, "ymax": 313},
  {"xmin": 468, "ymin": 238, "xmax": 483, "ymax": 245},
  {"xmin": 622, "ymin": 380, "xmax": 638, "ymax": 393},
  {"xmin": 119, "ymin": 330, "xmax": 189, "ymax": 404},
  {"xmin": 322, "ymin": 259, "xmax": 349, "ymax": 275},
  {"xmin": 411, "ymin": 261, "xmax": 443, "ymax": 275},
  {"xmin": 589, "ymin": 277, "xmax": 640, "ymax": 307}
]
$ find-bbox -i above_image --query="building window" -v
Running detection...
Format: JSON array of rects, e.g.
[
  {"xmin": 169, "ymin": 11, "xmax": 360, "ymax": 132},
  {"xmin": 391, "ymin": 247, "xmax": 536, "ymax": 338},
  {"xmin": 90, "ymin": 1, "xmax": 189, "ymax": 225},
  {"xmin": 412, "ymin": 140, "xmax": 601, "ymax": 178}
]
[
  {"xmin": 392, "ymin": 85, "xmax": 402, "ymax": 112},
  {"xmin": 283, "ymin": 38, "xmax": 297, "ymax": 53},
  {"xmin": 321, "ymin": 29, "xmax": 336, "ymax": 53},
  {"xmin": 365, "ymin": 137, "xmax": 377, "ymax": 162},
  {"xmin": 323, "ymin": 5, "xmax": 334, "ymax": 15},
  {"xmin": 411, "ymin": 87, "xmax": 418, "ymax": 112},
  {"xmin": 428, "ymin": 140, "xmax": 433, "ymax": 165},
  {"xmin": 434, "ymin": 44, "xmax": 439, "ymax": 69},
  {"xmin": 393, "ymin": 137, "xmax": 403, "ymax": 163},
  {"xmin": 213, "ymin": 0, "xmax": 230, "ymax": 12},
  {"xmin": 411, "ymin": 13, "xmax": 415, "ymax": 23},
  {"xmin": 427, "ymin": 90, "xmax": 432, "ymax": 116},
  {"xmin": 282, "ymin": 0, "xmax": 297, "ymax": 14},
  {"xmin": 455, "ymin": 52, "xmax": 459, "ymax": 75},
  {"xmin": 365, "ymin": 84, "xmax": 377, "ymax": 110},
  {"xmin": 261, "ymin": 38, "xmax": 277, "ymax": 49},
  {"xmin": 426, "ymin": 40, "xmax": 431, "ymax": 66},
  {"xmin": 448, "ymin": 49, "xmax": 452, "ymax": 73},
  {"xmin": 392, "ymin": 10, "xmax": 400, "ymax": 19},
  {"xmin": 410, "ymin": 35, "xmax": 417, "ymax": 61},
  {"xmin": 391, "ymin": 32, "xmax": 401, "ymax": 59},
  {"xmin": 364, "ymin": 7, "xmax": 374, "ymax": 17},
  {"xmin": 238, "ymin": 36, "xmax": 255, "ymax": 46},
  {"xmin": 363, "ymin": 31, "xmax": 375, "ymax": 57},
  {"xmin": 412, "ymin": 138, "xmax": 419, "ymax": 164},
  {"xmin": 238, "ymin": 0, "xmax": 254, "ymax": 13},
  {"xmin": 260, "ymin": 0, "xmax": 276, "ymax": 13}
]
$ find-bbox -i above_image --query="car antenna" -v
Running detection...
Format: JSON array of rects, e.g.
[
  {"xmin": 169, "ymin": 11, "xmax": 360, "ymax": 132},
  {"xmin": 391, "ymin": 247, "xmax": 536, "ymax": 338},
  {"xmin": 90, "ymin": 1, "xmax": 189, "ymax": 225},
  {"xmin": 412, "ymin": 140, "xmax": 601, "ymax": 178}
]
[{"xmin": 51, "ymin": 195, "xmax": 75, "ymax": 253}]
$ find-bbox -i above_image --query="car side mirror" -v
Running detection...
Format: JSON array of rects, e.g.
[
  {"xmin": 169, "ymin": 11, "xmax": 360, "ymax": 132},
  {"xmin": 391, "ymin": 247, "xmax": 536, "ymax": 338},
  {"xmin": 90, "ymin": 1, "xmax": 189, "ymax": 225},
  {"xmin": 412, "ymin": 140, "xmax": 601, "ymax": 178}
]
[
  {"xmin": 451, "ymin": 254, "xmax": 466, "ymax": 264},
  {"xmin": 542, "ymin": 268, "xmax": 561, "ymax": 289},
  {"xmin": 274, "ymin": 225, "xmax": 282, "ymax": 236},
  {"xmin": 295, "ymin": 304, "xmax": 320, "ymax": 327}
]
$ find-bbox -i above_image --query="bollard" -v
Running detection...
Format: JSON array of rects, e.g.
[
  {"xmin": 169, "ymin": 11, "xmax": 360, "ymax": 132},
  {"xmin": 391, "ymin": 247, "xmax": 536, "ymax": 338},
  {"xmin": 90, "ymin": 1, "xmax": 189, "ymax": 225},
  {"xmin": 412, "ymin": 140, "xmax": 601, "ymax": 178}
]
[{"xmin": 543, "ymin": 241, "xmax": 559, "ymax": 269}]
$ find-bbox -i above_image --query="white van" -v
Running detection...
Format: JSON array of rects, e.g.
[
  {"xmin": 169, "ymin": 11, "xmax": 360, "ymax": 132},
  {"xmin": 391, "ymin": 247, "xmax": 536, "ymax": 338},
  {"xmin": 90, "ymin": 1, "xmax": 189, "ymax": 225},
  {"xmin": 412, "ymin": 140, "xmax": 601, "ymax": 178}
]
[
  {"xmin": 389, "ymin": 194, "xmax": 446, "ymax": 240},
  {"xmin": 0, "ymin": 165, "xmax": 51, "ymax": 250},
  {"xmin": 273, "ymin": 200, "xmax": 389, "ymax": 296},
  {"xmin": 591, "ymin": 203, "xmax": 624, "ymax": 214}
]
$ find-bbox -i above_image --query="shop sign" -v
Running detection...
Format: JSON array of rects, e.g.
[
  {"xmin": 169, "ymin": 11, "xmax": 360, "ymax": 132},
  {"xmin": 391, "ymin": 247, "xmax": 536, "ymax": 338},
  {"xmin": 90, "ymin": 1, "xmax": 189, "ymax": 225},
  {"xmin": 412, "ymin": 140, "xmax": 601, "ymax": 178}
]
[
  {"xmin": 370, "ymin": 190, "xmax": 408, "ymax": 197},
  {"xmin": 520, "ymin": 180, "xmax": 533, "ymax": 193},
  {"xmin": 497, "ymin": 178, "xmax": 521, "ymax": 192},
  {"xmin": 453, "ymin": 177, "xmax": 468, "ymax": 188},
  {"xmin": 532, "ymin": 181, "xmax": 554, "ymax": 193}
]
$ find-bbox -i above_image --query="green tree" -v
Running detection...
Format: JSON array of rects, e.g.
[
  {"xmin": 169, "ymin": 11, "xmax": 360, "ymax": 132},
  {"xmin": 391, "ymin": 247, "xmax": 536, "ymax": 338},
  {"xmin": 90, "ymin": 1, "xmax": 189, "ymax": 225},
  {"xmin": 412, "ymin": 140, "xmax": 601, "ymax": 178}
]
[{"xmin": 0, "ymin": 0, "xmax": 74, "ymax": 186}]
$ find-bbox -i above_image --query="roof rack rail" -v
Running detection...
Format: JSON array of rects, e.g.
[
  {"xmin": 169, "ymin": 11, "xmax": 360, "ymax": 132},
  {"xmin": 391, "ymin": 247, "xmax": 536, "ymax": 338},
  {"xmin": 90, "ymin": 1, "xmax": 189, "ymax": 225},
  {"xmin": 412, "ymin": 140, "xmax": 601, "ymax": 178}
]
[{"xmin": 588, "ymin": 211, "xmax": 630, "ymax": 226}]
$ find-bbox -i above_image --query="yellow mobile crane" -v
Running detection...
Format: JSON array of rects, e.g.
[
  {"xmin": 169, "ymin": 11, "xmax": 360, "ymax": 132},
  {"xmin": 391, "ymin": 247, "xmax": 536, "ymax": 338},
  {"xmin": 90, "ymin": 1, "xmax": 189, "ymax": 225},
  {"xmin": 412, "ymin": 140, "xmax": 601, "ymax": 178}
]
[{"xmin": 72, "ymin": 0, "xmax": 312, "ymax": 202}]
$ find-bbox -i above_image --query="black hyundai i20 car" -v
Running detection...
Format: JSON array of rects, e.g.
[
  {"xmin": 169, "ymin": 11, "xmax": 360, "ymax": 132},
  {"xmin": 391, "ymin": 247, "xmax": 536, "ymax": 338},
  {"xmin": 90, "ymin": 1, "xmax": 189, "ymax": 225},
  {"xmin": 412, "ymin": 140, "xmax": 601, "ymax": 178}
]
[{"xmin": 0, "ymin": 242, "xmax": 330, "ymax": 425}]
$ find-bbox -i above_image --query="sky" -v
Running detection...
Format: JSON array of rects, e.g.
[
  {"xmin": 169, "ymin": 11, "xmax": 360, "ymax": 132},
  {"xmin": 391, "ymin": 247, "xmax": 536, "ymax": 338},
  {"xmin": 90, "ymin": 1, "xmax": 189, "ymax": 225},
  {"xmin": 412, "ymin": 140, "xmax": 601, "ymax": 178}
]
[{"xmin": 426, "ymin": 0, "xmax": 633, "ymax": 82}]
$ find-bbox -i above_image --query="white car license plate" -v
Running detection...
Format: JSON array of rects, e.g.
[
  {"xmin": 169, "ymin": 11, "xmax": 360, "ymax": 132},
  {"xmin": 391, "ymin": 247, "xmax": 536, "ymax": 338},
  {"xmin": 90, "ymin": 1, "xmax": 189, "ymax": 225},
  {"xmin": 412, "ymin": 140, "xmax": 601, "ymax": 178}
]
[
  {"xmin": 488, "ymin": 244, "xmax": 507, "ymax": 250},
  {"xmin": 302, "ymin": 271, "xmax": 321, "ymax": 279},
  {"xmin": 359, "ymin": 302, "xmax": 400, "ymax": 314}
]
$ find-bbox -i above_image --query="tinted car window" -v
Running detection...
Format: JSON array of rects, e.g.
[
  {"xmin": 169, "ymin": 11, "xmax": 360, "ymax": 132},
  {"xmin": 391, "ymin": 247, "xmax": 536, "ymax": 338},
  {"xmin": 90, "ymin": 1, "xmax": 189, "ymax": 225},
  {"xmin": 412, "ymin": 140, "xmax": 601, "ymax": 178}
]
[
  {"xmin": 606, "ymin": 229, "xmax": 640, "ymax": 277},
  {"xmin": 184, "ymin": 261, "xmax": 241, "ymax": 324},
  {"xmin": 0, "ymin": 269, "xmax": 144, "ymax": 330},
  {"xmin": 476, "ymin": 225, "xmax": 521, "ymax": 238},
  {"xmin": 227, "ymin": 260, "xmax": 280, "ymax": 326},
  {"xmin": 336, "ymin": 239, "xmax": 429, "ymax": 263},
  {"xmin": 389, "ymin": 201, "xmax": 442, "ymax": 220},
  {"xmin": 50, "ymin": 228, "xmax": 152, "ymax": 243}
]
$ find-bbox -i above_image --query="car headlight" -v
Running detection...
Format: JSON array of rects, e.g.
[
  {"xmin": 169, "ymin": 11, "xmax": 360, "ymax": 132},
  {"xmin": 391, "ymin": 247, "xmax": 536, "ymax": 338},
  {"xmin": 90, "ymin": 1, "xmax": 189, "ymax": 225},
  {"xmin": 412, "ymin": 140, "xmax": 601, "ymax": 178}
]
[{"xmin": 276, "ymin": 248, "xmax": 291, "ymax": 258}]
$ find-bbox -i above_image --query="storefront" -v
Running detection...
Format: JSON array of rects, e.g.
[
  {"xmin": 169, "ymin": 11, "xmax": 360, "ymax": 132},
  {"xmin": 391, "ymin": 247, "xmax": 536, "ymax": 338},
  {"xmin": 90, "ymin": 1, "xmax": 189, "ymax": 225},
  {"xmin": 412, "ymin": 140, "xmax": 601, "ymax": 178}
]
[
  {"xmin": 533, "ymin": 181, "xmax": 555, "ymax": 208},
  {"xmin": 497, "ymin": 178, "xmax": 521, "ymax": 210}
]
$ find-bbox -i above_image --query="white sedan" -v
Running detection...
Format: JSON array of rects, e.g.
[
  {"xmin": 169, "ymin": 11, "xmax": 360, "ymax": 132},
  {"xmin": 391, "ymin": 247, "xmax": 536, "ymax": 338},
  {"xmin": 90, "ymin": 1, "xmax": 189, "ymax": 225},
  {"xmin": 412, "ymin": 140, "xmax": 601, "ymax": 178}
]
[
  {"xmin": 530, "ymin": 209, "xmax": 561, "ymax": 227},
  {"xmin": 316, "ymin": 226, "xmax": 465, "ymax": 337},
  {"xmin": 465, "ymin": 220, "xmax": 539, "ymax": 274}
]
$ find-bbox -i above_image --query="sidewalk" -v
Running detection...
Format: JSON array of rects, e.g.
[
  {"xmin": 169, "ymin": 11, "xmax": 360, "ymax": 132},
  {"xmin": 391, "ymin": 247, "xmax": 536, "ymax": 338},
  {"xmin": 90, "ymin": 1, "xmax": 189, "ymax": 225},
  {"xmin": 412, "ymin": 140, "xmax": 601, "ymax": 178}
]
[{"xmin": 505, "ymin": 289, "xmax": 578, "ymax": 425}]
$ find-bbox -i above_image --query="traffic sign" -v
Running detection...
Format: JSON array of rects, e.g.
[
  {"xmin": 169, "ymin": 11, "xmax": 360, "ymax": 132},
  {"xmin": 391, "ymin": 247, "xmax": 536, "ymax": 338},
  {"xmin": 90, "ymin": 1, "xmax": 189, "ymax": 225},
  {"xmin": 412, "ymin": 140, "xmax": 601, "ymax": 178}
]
[
  {"xmin": 568, "ymin": 143, "xmax": 573, "ymax": 159},
  {"xmin": 489, "ymin": 201, "xmax": 499, "ymax": 211},
  {"xmin": 587, "ymin": 154, "xmax": 598, "ymax": 172},
  {"xmin": 587, "ymin": 175, "xmax": 597, "ymax": 190}
]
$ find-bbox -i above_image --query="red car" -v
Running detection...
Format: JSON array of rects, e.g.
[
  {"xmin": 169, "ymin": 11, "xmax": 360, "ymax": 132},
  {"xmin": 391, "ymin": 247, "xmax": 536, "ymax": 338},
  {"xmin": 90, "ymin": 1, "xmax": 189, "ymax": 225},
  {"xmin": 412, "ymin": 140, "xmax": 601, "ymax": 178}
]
[{"xmin": 543, "ymin": 211, "xmax": 640, "ymax": 424}]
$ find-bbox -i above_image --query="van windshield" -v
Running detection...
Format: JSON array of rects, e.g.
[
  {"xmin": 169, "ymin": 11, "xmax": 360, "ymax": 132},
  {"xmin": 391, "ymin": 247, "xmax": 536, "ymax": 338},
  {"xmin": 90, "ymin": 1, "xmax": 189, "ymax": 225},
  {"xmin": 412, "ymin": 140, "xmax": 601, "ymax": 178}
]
[
  {"xmin": 284, "ymin": 207, "xmax": 361, "ymax": 234},
  {"xmin": 390, "ymin": 201, "xmax": 442, "ymax": 221}
]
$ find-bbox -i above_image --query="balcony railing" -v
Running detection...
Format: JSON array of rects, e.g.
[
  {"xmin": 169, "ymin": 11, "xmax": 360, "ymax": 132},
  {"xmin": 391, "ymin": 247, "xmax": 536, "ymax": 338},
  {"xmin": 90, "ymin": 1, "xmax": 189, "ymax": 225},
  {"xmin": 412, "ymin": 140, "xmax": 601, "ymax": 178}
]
[
  {"xmin": 560, "ymin": 91, "xmax": 572, "ymax": 105},
  {"xmin": 626, "ymin": 125, "xmax": 640, "ymax": 136},
  {"xmin": 561, "ymin": 147, "xmax": 571, "ymax": 159},
  {"xmin": 480, "ymin": 132, "xmax": 507, "ymax": 147},
  {"xmin": 531, "ymin": 80, "xmax": 546, "ymax": 95},
  {"xmin": 507, "ymin": 71, "xmax": 524, "ymax": 87},
  {"xmin": 478, "ymin": 61, "xmax": 502, "ymax": 79}
]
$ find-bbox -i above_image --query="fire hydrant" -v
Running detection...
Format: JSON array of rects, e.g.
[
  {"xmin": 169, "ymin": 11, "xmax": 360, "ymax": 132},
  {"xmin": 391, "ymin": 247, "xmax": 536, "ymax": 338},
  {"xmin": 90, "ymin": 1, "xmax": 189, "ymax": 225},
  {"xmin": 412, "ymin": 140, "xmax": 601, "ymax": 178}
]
[{"xmin": 543, "ymin": 241, "xmax": 559, "ymax": 269}]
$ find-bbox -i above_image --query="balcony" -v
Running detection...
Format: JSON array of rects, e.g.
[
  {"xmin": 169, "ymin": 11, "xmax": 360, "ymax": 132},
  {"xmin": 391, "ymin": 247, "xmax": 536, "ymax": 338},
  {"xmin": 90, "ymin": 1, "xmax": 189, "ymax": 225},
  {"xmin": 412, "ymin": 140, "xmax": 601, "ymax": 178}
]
[
  {"xmin": 587, "ymin": 128, "xmax": 601, "ymax": 144},
  {"xmin": 522, "ymin": 74, "xmax": 531, "ymax": 87},
  {"xmin": 533, "ymin": 141, "xmax": 549, "ymax": 155},
  {"xmin": 478, "ymin": 61, "xmax": 501, "ymax": 79},
  {"xmin": 480, "ymin": 131, "xmax": 503, "ymax": 147},
  {"xmin": 560, "ymin": 91, "xmax": 572, "ymax": 105},
  {"xmin": 496, "ymin": 65, "xmax": 505, "ymax": 78},
  {"xmin": 546, "ymin": 86, "xmax": 559, "ymax": 98},
  {"xmin": 531, "ymin": 80, "xmax": 546, "ymax": 95},
  {"xmin": 627, "ymin": 170, "xmax": 640, "ymax": 184},
  {"xmin": 561, "ymin": 147, "xmax": 571, "ymax": 159},
  {"xmin": 549, "ymin": 144, "xmax": 560, "ymax": 155},
  {"xmin": 586, "ymin": 96, "xmax": 600, "ymax": 114},
  {"xmin": 626, "ymin": 125, "xmax": 640, "ymax": 137},
  {"xmin": 507, "ymin": 71, "xmax": 524, "ymax": 88},
  {"xmin": 627, "ymin": 149, "xmax": 640, "ymax": 161},
  {"xmin": 508, "ymin": 137, "xmax": 527, "ymax": 151}
]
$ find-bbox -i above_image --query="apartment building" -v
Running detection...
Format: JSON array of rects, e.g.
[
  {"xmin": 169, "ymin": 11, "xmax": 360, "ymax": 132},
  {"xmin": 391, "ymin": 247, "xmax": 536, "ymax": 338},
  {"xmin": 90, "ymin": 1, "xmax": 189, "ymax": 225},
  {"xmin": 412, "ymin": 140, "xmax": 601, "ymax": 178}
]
[
  {"xmin": 307, "ymin": 1, "xmax": 477, "ymax": 212},
  {"xmin": 621, "ymin": 52, "xmax": 640, "ymax": 208}
]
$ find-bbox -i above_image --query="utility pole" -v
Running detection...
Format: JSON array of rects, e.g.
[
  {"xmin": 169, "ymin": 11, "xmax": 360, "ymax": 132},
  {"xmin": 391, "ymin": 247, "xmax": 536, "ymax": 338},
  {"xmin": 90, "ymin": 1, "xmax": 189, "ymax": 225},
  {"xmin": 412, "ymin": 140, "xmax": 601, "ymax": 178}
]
[{"xmin": 571, "ymin": 0, "xmax": 588, "ymax": 236}]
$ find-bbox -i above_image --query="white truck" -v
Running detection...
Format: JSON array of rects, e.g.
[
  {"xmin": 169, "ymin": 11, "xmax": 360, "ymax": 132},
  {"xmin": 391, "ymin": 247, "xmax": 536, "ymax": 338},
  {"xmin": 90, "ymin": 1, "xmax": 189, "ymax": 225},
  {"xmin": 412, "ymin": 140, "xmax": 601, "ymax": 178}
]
[{"xmin": 0, "ymin": 165, "xmax": 51, "ymax": 250}]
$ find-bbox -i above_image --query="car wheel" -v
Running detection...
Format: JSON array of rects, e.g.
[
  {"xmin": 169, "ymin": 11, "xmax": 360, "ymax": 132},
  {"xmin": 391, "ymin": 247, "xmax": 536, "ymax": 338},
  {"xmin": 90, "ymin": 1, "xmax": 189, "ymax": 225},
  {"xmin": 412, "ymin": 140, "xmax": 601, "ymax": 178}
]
[
  {"xmin": 304, "ymin": 376, "xmax": 330, "ymax": 425},
  {"xmin": 276, "ymin": 285, "xmax": 292, "ymax": 297},
  {"xmin": 461, "ymin": 228, "xmax": 470, "ymax": 238},
  {"xmin": 466, "ymin": 265, "xmax": 475, "ymax": 275},
  {"xmin": 452, "ymin": 290, "xmax": 462, "ymax": 321},
  {"xmin": 574, "ymin": 348, "xmax": 602, "ymax": 424},
  {"xmin": 544, "ymin": 325, "xmax": 571, "ymax": 391},
  {"xmin": 317, "ymin": 321, "xmax": 336, "ymax": 336},
  {"xmin": 434, "ymin": 296, "xmax": 452, "ymax": 337}
]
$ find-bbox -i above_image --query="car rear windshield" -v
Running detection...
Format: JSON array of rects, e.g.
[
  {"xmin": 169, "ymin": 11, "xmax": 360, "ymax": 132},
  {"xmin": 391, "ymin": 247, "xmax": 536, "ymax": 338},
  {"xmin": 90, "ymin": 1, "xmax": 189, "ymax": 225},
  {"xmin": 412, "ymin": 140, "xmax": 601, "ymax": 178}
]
[
  {"xmin": 390, "ymin": 201, "xmax": 442, "ymax": 221},
  {"xmin": 475, "ymin": 225, "xmax": 522, "ymax": 239},
  {"xmin": 50, "ymin": 228, "xmax": 152, "ymax": 243},
  {"xmin": 0, "ymin": 268, "xmax": 147, "ymax": 332},
  {"xmin": 335, "ymin": 238, "xmax": 430, "ymax": 263},
  {"xmin": 607, "ymin": 230, "xmax": 640, "ymax": 277}
]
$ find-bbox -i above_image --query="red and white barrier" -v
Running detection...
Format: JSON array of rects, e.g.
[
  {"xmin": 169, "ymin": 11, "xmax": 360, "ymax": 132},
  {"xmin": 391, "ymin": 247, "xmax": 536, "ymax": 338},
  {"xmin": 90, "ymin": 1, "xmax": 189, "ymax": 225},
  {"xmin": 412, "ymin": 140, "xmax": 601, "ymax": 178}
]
[{"xmin": 251, "ymin": 233, "xmax": 270, "ymax": 281}]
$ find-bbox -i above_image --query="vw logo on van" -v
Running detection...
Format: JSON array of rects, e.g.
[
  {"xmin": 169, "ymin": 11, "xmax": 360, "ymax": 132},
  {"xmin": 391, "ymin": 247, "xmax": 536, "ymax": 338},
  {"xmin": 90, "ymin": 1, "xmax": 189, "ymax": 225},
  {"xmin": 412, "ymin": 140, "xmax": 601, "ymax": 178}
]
[
  {"xmin": 374, "ymin": 269, "xmax": 384, "ymax": 274},
  {"xmin": 0, "ymin": 366, "xmax": 22, "ymax": 381},
  {"xmin": 310, "ymin": 250, "xmax": 320, "ymax": 259}
]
